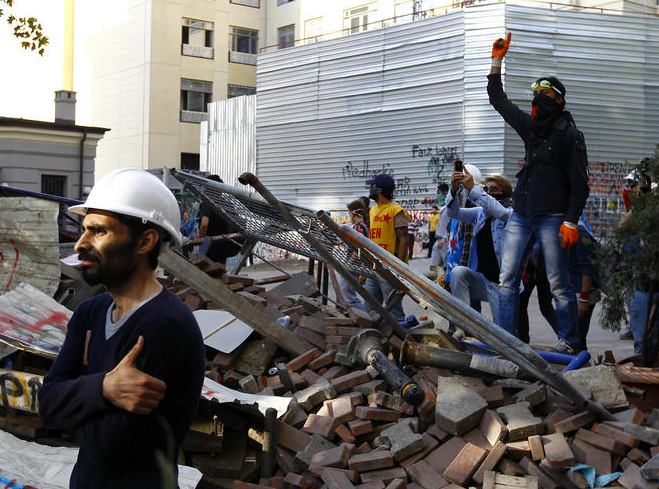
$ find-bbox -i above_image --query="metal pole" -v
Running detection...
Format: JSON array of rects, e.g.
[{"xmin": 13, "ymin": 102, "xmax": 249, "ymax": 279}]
[
  {"xmin": 231, "ymin": 238, "xmax": 258, "ymax": 275},
  {"xmin": 261, "ymin": 407, "xmax": 277, "ymax": 478},
  {"xmin": 321, "ymin": 263, "xmax": 329, "ymax": 306},
  {"xmin": 237, "ymin": 172, "xmax": 409, "ymax": 340},
  {"xmin": 347, "ymin": 329, "xmax": 424, "ymax": 406},
  {"xmin": 336, "ymin": 224, "xmax": 614, "ymax": 421}
]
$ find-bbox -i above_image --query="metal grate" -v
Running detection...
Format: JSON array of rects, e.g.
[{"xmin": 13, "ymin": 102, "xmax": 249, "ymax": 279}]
[{"xmin": 173, "ymin": 170, "xmax": 380, "ymax": 279}]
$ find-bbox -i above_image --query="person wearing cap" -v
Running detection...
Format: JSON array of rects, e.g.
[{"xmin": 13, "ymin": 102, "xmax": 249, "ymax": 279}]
[
  {"xmin": 489, "ymin": 33, "xmax": 590, "ymax": 354},
  {"xmin": 38, "ymin": 169, "xmax": 205, "ymax": 489},
  {"xmin": 340, "ymin": 198, "xmax": 370, "ymax": 311},
  {"xmin": 364, "ymin": 173, "xmax": 410, "ymax": 321}
]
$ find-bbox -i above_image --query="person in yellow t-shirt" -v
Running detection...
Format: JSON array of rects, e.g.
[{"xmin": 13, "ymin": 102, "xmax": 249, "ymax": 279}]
[
  {"xmin": 363, "ymin": 173, "xmax": 410, "ymax": 321},
  {"xmin": 427, "ymin": 205, "xmax": 439, "ymax": 258}
]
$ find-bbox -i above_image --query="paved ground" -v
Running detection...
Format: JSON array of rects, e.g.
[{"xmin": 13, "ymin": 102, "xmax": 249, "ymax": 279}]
[{"xmin": 239, "ymin": 254, "xmax": 635, "ymax": 362}]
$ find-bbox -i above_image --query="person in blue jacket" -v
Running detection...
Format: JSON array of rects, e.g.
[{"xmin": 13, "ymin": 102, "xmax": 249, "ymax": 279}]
[
  {"xmin": 445, "ymin": 169, "xmax": 513, "ymax": 322},
  {"xmin": 38, "ymin": 168, "xmax": 205, "ymax": 489}
]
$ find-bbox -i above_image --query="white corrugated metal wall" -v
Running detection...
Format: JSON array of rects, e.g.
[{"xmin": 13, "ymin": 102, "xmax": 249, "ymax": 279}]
[
  {"xmin": 204, "ymin": 3, "xmax": 659, "ymax": 231},
  {"xmin": 256, "ymin": 12, "xmax": 466, "ymax": 213},
  {"xmin": 201, "ymin": 95, "xmax": 257, "ymax": 187}
]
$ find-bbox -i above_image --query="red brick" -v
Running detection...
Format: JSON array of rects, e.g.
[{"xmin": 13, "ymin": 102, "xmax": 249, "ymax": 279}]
[
  {"xmin": 349, "ymin": 419, "xmax": 374, "ymax": 436},
  {"xmin": 301, "ymin": 368, "xmax": 322, "ymax": 386},
  {"xmin": 355, "ymin": 406, "xmax": 400, "ymax": 423},
  {"xmin": 321, "ymin": 468, "xmax": 357, "ymax": 489},
  {"xmin": 424, "ymin": 436, "xmax": 466, "ymax": 474},
  {"xmin": 462, "ymin": 428, "xmax": 493, "ymax": 451},
  {"xmin": 295, "ymin": 326, "xmax": 326, "ymax": 349},
  {"xmin": 544, "ymin": 409, "xmax": 573, "ymax": 434},
  {"xmin": 575, "ymin": 428, "xmax": 628, "ymax": 455},
  {"xmin": 311, "ymin": 467, "xmax": 359, "ymax": 483},
  {"xmin": 356, "ymin": 481, "xmax": 386, "ymax": 489},
  {"xmin": 348, "ymin": 451, "xmax": 395, "ymax": 472},
  {"xmin": 259, "ymin": 477, "xmax": 284, "ymax": 489},
  {"xmin": 542, "ymin": 433, "xmax": 576, "ymax": 469},
  {"xmin": 426, "ymin": 424, "xmax": 451, "ymax": 442},
  {"xmin": 476, "ymin": 386, "xmax": 505, "ymax": 408},
  {"xmin": 332, "ymin": 371, "xmax": 372, "ymax": 393},
  {"xmin": 327, "ymin": 335, "xmax": 351, "ymax": 345},
  {"xmin": 505, "ymin": 440, "xmax": 531, "ymax": 459},
  {"xmin": 323, "ymin": 365, "xmax": 350, "ymax": 381},
  {"xmin": 336, "ymin": 424, "xmax": 357, "ymax": 443},
  {"xmin": 329, "ymin": 396, "xmax": 357, "ymax": 424},
  {"xmin": 627, "ymin": 447, "xmax": 650, "ymax": 466},
  {"xmin": 283, "ymin": 472, "xmax": 311, "ymax": 489},
  {"xmin": 348, "ymin": 307, "xmax": 373, "ymax": 327},
  {"xmin": 384, "ymin": 479, "xmax": 406, "ymax": 489},
  {"xmin": 529, "ymin": 435, "xmax": 545, "ymax": 461},
  {"xmin": 554, "ymin": 412, "xmax": 595, "ymax": 434},
  {"xmin": 308, "ymin": 351, "xmax": 337, "ymax": 370},
  {"xmin": 497, "ymin": 458, "xmax": 525, "ymax": 476},
  {"xmin": 585, "ymin": 448, "xmax": 612, "ymax": 475},
  {"xmin": 303, "ymin": 414, "xmax": 336, "ymax": 439},
  {"xmin": 614, "ymin": 407, "xmax": 645, "ymax": 425},
  {"xmin": 287, "ymin": 348, "xmax": 323, "ymax": 372},
  {"xmin": 443, "ymin": 442, "xmax": 487, "ymax": 486},
  {"xmin": 479, "ymin": 409, "xmax": 507, "ymax": 447},
  {"xmin": 405, "ymin": 460, "xmax": 448, "ymax": 489},
  {"xmin": 298, "ymin": 315, "xmax": 326, "ymax": 334},
  {"xmin": 336, "ymin": 326, "xmax": 362, "ymax": 336},
  {"xmin": 593, "ymin": 423, "xmax": 638, "ymax": 448},
  {"xmin": 310, "ymin": 444, "xmax": 353, "ymax": 470},
  {"xmin": 399, "ymin": 433, "xmax": 440, "ymax": 468},
  {"xmin": 359, "ymin": 468, "xmax": 407, "ymax": 484},
  {"xmin": 324, "ymin": 316, "xmax": 354, "ymax": 326},
  {"xmin": 356, "ymin": 442, "xmax": 371, "ymax": 454},
  {"xmin": 275, "ymin": 420, "xmax": 311, "ymax": 452},
  {"xmin": 473, "ymin": 441, "xmax": 507, "ymax": 485},
  {"xmin": 651, "ymin": 447, "xmax": 659, "ymax": 457}
]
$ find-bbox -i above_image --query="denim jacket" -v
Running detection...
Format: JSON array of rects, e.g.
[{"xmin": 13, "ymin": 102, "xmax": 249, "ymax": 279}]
[{"xmin": 446, "ymin": 186, "xmax": 513, "ymax": 271}]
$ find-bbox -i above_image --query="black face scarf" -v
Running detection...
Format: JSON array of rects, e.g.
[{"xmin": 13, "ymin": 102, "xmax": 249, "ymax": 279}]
[{"xmin": 530, "ymin": 94, "xmax": 564, "ymax": 137}]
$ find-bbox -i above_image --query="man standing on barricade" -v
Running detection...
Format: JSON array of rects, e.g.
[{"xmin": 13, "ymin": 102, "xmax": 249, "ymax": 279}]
[
  {"xmin": 488, "ymin": 32, "xmax": 590, "ymax": 354},
  {"xmin": 39, "ymin": 168, "xmax": 205, "ymax": 489},
  {"xmin": 364, "ymin": 173, "xmax": 410, "ymax": 321}
]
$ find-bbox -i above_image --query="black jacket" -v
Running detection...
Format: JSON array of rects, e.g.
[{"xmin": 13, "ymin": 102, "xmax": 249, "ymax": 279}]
[{"xmin": 487, "ymin": 73, "xmax": 589, "ymax": 224}]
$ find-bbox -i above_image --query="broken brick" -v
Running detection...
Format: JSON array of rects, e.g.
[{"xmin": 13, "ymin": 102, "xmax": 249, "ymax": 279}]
[
  {"xmin": 442, "ymin": 442, "xmax": 487, "ymax": 486},
  {"xmin": 332, "ymin": 371, "xmax": 372, "ymax": 393},
  {"xmin": 287, "ymin": 348, "xmax": 323, "ymax": 372},
  {"xmin": 473, "ymin": 440, "xmax": 507, "ymax": 485},
  {"xmin": 348, "ymin": 451, "xmax": 395, "ymax": 472},
  {"xmin": 405, "ymin": 460, "xmax": 448, "ymax": 489},
  {"xmin": 355, "ymin": 407, "xmax": 400, "ymax": 423}
]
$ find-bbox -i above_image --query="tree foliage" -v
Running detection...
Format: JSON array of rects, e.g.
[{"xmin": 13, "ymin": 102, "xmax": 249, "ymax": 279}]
[
  {"xmin": 1, "ymin": 0, "xmax": 48, "ymax": 55},
  {"xmin": 595, "ymin": 148, "xmax": 659, "ymax": 334}
]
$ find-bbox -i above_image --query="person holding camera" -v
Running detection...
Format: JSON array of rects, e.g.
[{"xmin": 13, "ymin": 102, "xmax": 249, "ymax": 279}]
[{"xmin": 489, "ymin": 33, "xmax": 590, "ymax": 354}]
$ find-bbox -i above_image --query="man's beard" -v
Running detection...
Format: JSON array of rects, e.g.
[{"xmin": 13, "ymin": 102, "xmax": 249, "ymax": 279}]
[{"xmin": 79, "ymin": 238, "xmax": 138, "ymax": 288}]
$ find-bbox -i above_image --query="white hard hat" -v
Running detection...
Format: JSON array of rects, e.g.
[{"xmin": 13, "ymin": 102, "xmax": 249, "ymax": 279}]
[
  {"xmin": 69, "ymin": 168, "xmax": 183, "ymax": 250},
  {"xmin": 463, "ymin": 164, "xmax": 482, "ymax": 186}
]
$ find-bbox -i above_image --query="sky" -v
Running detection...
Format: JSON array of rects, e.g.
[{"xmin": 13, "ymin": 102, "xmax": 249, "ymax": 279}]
[{"xmin": 0, "ymin": 0, "xmax": 66, "ymax": 122}]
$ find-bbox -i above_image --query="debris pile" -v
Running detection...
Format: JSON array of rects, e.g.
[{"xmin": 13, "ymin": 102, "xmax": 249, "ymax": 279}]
[{"xmin": 159, "ymin": 254, "xmax": 659, "ymax": 489}]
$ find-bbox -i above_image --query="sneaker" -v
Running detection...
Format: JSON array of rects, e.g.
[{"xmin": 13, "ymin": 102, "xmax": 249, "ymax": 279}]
[
  {"xmin": 619, "ymin": 328, "xmax": 633, "ymax": 340},
  {"xmin": 552, "ymin": 339, "xmax": 576, "ymax": 355}
]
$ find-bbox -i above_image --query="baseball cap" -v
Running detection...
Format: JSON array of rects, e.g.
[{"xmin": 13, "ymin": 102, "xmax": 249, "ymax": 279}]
[{"xmin": 365, "ymin": 173, "xmax": 395, "ymax": 190}]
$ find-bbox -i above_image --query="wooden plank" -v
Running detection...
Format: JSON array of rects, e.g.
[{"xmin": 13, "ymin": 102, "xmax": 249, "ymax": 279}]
[
  {"xmin": 483, "ymin": 471, "xmax": 496, "ymax": 489},
  {"xmin": 495, "ymin": 474, "xmax": 530, "ymax": 487},
  {"xmin": 159, "ymin": 251, "xmax": 313, "ymax": 355}
]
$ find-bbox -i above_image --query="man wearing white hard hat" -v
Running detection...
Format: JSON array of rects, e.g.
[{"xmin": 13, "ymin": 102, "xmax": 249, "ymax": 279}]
[{"xmin": 39, "ymin": 168, "xmax": 205, "ymax": 489}]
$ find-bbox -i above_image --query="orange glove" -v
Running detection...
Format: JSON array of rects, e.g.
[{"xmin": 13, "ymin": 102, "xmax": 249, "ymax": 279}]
[
  {"xmin": 559, "ymin": 221, "xmax": 579, "ymax": 248},
  {"xmin": 492, "ymin": 32, "xmax": 512, "ymax": 59}
]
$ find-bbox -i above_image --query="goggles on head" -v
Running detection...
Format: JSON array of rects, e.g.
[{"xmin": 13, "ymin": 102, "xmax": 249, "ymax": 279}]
[{"xmin": 531, "ymin": 79, "xmax": 563, "ymax": 96}]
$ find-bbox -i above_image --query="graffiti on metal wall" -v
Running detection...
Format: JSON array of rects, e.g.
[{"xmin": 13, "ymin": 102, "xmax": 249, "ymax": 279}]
[
  {"xmin": 342, "ymin": 161, "xmax": 394, "ymax": 181},
  {"xmin": 0, "ymin": 368, "xmax": 42, "ymax": 413},
  {"xmin": 414, "ymin": 145, "xmax": 460, "ymax": 185},
  {"xmin": 584, "ymin": 161, "xmax": 633, "ymax": 237}
]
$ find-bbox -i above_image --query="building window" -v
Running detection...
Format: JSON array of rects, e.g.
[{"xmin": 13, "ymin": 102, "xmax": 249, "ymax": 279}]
[
  {"xmin": 278, "ymin": 24, "xmax": 295, "ymax": 49},
  {"xmin": 182, "ymin": 18, "xmax": 214, "ymax": 58},
  {"xmin": 181, "ymin": 79, "xmax": 212, "ymax": 123},
  {"xmin": 277, "ymin": 0, "xmax": 295, "ymax": 5},
  {"xmin": 343, "ymin": 3, "xmax": 377, "ymax": 35},
  {"xmin": 181, "ymin": 153, "xmax": 200, "ymax": 171},
  {"xmin": 228, "ymin": 84, "xmax": 256, "ymax": 98},
  {"xmin": 41, "ymin": 174, "xmax": 66, "ymax": 197},
  {"xmin": 304, "ymin": 17, "xmax": 323, "ymax": 44},
  {"xmin": 230, "ymin": 27, "xmax": 258, "ymax": 54}
]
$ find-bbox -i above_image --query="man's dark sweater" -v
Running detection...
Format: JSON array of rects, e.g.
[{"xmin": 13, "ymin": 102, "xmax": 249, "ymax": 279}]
[
  {"xmin": 38, "ymin": 288, "xmax": 205, "ymax": 489},
  {"xmin": 487, "ymin": 73, "xmax": 590, "ymax": 224}
]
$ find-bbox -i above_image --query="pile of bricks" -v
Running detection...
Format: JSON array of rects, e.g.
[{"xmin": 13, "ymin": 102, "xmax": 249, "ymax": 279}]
[{"xmin": 166, "ymin": 260, "xmax": 659, "ymax": 489}]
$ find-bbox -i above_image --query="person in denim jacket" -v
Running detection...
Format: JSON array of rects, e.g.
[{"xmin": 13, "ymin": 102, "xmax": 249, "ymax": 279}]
[{"xmin": 445, "ymin": 168, "xmax": 513, "ymax": 322}]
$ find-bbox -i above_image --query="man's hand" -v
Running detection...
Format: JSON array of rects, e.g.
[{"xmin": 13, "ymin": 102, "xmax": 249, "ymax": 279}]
[
  {"xmin": 492, "ymin": 32, "xmax": 511, "ymax": 59},
  {"xmin": 578, "ymin": 300, "xmax": 589, "ymax": 319},
  {"xmin": 102, "ymin": 336, "xmax": 166, "ymax": 415},
  {"xmin": 559, "ymin": 221, "xmax": 579, "ymax": 248},
  {"xmin": 450, "ymin": 171, "xmax": 463, "ymax": 195},
  {"xmin": 462, "ymin": 167, "xmax": 475, "ymax": 191}
]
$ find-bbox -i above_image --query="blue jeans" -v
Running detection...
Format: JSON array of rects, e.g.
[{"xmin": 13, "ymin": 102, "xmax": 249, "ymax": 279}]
[
  {"xmin": 364, "ymin": 277, "xmax": 406, "ymax": 322},
  {"xmin": 630, "ymin": 290, "xmax": 659, "ymax": 355},
  {"xmin": 498, "ymin": 212, "xmax": 580, "ymax": 346},
  {"xmin": 451, "ymin": 266, "xmax": 499, "ymax": 322},
  {"xmin": 339, "ymin": 274, "xmax": 367, "ymax": 312}
]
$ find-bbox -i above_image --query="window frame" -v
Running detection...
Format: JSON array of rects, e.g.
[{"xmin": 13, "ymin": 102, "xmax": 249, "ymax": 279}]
[{"xmin": 277, "ymin": 24, "xmax": 295, "ymax": 49}]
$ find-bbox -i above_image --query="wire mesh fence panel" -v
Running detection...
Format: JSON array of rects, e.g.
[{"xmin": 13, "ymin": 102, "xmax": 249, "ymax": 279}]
[{"xmin": 174, "ymin": 170, "xmax": 380, "ymax": 279}]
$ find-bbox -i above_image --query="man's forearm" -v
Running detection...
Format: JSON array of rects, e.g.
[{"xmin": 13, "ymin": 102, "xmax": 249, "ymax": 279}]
[{"xmin": 395, "ymin": 228, "xmax": 408, "ymax": 261}]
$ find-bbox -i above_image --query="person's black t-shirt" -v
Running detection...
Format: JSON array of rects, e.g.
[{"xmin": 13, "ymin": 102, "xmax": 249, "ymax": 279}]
[
  {"xmin": 200, "ymin": 203, "xmax": 242, "ymax": 263},
  {"xmin": 476, "ymin": 217, "xmax": 500, "ymax": 283}
]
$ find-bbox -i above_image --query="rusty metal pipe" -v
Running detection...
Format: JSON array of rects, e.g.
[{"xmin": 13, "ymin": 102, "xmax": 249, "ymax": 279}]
[{"xmin": 347, "ymin": 329, "xmax": 425, "ymax": 406}]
